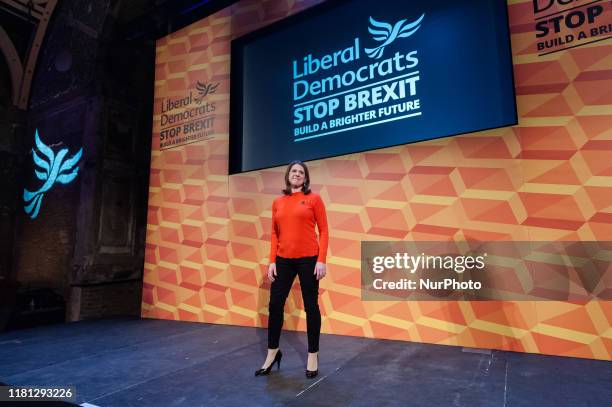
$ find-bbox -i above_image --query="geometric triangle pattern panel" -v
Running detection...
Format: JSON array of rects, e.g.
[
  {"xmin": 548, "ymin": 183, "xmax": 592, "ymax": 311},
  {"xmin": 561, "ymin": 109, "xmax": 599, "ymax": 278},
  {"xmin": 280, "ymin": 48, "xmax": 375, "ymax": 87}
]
[{"xmin": 143, "ymin": 0, "xmax": 612, "ymax": 360}]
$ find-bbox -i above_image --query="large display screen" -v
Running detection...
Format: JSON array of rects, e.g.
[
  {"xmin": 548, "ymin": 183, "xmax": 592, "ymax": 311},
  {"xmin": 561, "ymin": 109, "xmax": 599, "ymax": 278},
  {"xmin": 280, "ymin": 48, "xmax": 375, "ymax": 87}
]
[{"xmin": 229, "ymin": 0, "xmax": 517, "ymax": 174}]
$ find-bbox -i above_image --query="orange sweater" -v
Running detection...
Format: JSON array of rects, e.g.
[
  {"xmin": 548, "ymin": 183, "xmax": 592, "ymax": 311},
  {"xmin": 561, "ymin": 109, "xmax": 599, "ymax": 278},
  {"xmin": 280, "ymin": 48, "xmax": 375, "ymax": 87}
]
[{"xmin": 269, "ymin": 191, "xmax": 329, "ymax": 263}]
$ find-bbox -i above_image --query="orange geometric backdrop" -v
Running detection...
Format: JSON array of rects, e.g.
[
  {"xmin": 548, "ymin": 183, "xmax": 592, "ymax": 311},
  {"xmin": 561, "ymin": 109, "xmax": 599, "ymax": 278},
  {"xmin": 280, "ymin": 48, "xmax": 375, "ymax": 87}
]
[{"xmin": 142, "ymin": 0, "xmax": 612, "ymax": 360}]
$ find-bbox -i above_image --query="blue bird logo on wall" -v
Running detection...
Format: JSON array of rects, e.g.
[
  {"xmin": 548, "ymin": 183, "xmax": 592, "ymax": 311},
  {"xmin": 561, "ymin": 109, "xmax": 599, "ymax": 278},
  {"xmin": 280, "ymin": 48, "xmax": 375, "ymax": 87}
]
[
  {"xmin": 365, "ymin": 14, "xmax": 425, "ymax": 59},
  {"xmin": 23, "ymin": 129, "xmax": 83, "ymax": 219}
]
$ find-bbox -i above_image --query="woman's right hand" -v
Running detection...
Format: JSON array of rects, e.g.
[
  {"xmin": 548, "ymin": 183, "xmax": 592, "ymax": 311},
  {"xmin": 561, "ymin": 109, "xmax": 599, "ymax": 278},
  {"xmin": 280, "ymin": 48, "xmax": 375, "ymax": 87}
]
[{"xmin": 268, "ymin": 263, "xmax": 277, "ymax": 282}]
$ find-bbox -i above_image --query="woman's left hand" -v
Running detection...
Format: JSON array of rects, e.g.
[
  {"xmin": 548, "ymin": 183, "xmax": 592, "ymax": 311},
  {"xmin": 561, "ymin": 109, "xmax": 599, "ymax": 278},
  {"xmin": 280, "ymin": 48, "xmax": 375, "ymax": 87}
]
[{"xmin": 314, "ymin": 262, "xmax": 326, "ymax": 280}]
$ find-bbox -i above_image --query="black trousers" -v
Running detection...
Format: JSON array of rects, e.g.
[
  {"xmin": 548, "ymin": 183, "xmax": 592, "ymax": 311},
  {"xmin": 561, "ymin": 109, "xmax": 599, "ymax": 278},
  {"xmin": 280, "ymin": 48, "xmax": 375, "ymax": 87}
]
[{"xmin": 268, "ymin": 256, "xmax": 320, "ymax": 353}]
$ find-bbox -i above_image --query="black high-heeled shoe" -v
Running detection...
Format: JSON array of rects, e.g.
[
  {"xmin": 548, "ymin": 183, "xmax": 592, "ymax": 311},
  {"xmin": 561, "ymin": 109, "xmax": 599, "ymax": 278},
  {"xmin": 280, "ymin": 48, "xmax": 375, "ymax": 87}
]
[
  {"xmin": 305, "ymin": 368, "xmax": 318, "ymax": 379},
  {"xmin": 305, "ymin": 354, "xmax": 318, "ymax": 379},
  {"xmin": 254, "ymin": 350, "xmax": 282, "ymax": 376}
]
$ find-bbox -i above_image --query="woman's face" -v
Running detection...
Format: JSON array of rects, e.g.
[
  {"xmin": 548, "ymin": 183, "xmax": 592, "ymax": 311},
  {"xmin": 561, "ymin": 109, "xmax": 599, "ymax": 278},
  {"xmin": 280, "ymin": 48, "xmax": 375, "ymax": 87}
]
[{"xmin": 288, "ymin": 164, "xmax": 306, "ymax": 189}]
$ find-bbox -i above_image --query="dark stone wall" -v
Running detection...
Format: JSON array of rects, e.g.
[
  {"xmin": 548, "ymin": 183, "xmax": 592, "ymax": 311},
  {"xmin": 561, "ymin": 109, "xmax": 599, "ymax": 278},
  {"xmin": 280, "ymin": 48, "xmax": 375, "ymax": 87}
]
[
  {"xmin": 0, "ymin": 54, "xmax": 25, "ymax": 327},
  {"xmin": 4, "ymin": 0, "xmax": 155, "ymax": 327},
  {"xmin": 17, "ymin": 97, "xmax": 95, "ymax": 293},
  {"xmin": 70, "ymin": 280, "xmax": 143, "ymax": 321},
  {"xmin": 28, "ymin": 1, "xmax": 111, "ymax": 110}
]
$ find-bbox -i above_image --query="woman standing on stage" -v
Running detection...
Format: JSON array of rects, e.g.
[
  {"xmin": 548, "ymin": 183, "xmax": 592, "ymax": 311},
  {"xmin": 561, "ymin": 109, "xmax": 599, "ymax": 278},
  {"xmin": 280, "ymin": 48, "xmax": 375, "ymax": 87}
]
[{"xmin": 255, "ymin": 160, "xmax": 329, "ymax": 379}]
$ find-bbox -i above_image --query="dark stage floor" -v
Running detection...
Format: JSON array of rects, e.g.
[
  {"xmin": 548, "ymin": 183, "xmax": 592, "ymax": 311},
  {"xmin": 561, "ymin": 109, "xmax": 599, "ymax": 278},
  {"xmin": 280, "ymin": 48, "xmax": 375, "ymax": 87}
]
[{"xmin": 0, "ymin": 317, "xmax": 611, "ymax": 406}]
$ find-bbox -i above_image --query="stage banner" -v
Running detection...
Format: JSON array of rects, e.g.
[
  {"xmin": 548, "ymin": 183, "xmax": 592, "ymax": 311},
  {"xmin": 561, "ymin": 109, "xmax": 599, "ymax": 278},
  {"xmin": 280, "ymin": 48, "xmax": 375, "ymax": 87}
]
[{"xmin": 143, "ymin": 0, "xmax": 612, "ymax": 361}]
